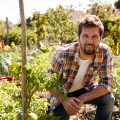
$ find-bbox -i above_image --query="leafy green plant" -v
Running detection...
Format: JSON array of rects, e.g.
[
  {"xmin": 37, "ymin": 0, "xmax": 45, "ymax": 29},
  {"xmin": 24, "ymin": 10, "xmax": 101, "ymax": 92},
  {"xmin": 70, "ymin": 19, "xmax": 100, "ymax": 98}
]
[
  {"xmin": 24, "ymin": 52, "xmax": 67, "ymax": 108},
  {"xmin": 0, "ymin": 44, "xmax": 21, "ymax": 76},
  {"xmin": 27, "ymin": 30, "xmax": 37, "ymax": 48},
  {"xmin": 6, "ymin": 50, "xmax": 67, "ymax": 119},
  {"xmin": 9, "ymin": 30, "xmax": 22, "ymax": 45},
  {"xmin": 113, "ymin": 57, "xmax": 120, "ymax": 111},
  {"xmin": 0, "ymin": 81, "xmax": 22, "ymax": 120}
]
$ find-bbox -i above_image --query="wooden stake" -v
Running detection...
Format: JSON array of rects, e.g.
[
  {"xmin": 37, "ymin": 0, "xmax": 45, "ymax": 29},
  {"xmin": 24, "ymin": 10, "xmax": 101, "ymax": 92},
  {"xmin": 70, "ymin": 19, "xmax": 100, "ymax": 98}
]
[{"xmin": 18, "ymin": 0, "xmax": 28, "ymax": 119}]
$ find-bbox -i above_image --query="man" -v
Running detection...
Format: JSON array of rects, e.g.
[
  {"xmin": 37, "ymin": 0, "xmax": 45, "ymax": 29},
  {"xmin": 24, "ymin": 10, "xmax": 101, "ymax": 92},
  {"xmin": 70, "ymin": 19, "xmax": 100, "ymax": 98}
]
[{"xmin": 49, "ymin": 15, "xmax": 115, "ymax": 120}]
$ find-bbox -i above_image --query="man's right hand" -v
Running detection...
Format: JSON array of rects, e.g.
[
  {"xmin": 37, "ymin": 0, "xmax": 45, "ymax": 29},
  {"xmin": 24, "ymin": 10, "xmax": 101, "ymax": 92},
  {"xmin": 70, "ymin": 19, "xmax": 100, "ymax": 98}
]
[{"xmin": 62, "ymin": 97, "xmax": 80, "ymax": 115}]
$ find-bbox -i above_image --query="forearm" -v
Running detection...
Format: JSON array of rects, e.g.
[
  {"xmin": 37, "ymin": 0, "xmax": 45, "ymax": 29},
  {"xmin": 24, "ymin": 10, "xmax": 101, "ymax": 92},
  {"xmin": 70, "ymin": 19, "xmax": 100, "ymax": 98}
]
[{"xmin": 78, "ymin": 85, "xmax": 109, "ymax": 103}]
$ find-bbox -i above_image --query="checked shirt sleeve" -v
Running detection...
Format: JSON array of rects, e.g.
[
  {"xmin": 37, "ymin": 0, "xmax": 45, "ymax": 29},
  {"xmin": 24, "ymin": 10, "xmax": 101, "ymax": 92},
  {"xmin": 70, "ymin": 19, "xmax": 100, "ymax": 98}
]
[
  {"xmin": 98, "ymin": 48, "xmax": 114, "ymax": 92},
  {"xmin": 50, "ymin": 49, "xmax": 64, "ymax": 76}
]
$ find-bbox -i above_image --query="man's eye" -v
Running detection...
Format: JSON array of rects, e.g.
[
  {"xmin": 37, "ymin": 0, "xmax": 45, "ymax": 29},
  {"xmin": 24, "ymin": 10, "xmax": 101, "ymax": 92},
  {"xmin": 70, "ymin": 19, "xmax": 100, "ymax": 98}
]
[
  {"xmin": 83, "ymin": 35, "xmax": 88, "ymax": 38},
  {"xmin": 93, "ymin": 36, "xmax": 99, "ymax": 38}
]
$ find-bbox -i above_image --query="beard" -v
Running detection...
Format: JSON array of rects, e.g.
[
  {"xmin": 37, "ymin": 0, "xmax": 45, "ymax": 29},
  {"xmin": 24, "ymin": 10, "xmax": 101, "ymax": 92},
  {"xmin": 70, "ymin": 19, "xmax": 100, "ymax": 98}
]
[{"xmin": 80, "ymin": 43, "xmax": 97, "ymax": 55}]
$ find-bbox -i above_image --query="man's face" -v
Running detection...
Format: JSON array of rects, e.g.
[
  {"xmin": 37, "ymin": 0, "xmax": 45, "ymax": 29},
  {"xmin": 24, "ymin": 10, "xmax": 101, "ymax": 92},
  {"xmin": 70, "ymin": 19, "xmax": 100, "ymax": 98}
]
[{"xmin": 79, "ymin": 26, "xmax": 101, "ymax": 55}]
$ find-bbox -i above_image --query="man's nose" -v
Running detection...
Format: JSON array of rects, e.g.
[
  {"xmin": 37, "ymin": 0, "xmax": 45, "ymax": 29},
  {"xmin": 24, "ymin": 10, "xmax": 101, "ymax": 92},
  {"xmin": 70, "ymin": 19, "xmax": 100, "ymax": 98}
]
[{"xmin": 87, "ymin": 37, "xmax": 93, "ymax": 43}]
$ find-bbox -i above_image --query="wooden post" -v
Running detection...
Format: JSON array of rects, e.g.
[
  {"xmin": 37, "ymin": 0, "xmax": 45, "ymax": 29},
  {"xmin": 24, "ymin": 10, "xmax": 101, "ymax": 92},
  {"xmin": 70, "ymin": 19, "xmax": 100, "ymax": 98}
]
[
  {"xmin": 18, "ymin": 0, "xmax": 28, "ymax": 120},
  {"xmin": 6, "ymin": 17, "xmax": 10, "ymax": 45},
  {"xmin": 91, "ymin": 8, "xmax": 96, "ymax": 15}
]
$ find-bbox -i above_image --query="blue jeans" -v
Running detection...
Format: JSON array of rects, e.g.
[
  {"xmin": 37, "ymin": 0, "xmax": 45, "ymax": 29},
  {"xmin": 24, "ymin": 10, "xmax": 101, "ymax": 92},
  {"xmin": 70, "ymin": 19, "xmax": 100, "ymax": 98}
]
[{"xmin": 53, "ymin": 88, "xmax": 115, "ymax": 120}]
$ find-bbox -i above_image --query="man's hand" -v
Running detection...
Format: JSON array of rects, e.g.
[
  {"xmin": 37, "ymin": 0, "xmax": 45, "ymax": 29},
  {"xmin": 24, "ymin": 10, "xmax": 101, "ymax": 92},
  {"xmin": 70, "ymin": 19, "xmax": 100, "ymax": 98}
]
[{"xmin": 62, "ymin": 97, "xmax": 80, "ymax": 115}]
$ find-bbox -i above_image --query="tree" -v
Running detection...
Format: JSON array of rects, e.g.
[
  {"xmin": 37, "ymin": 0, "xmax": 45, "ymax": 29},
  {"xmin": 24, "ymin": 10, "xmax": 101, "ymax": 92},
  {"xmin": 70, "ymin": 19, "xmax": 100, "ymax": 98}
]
[
  {"xmin": 86, "ymin": 2, "xmax": 117, "ymax": 19},
  {"xmin": 107, "ymin": 19, "xmax": 120, "ymax": 55},
  {"xmin": 0, "ymin": 20, "xmax": 6, "ymax": 40},
  {"xmin": 9, "ymin": 30, "xmax": 22, "ymax": 45},
  {"xmin": 45, "ymin": 5, "xmax": 77, "ymax": 43},
  {"xmin": 102, "ymin": 18, "xmax": 120, "ymax": 55},
  {"xmin": 114, "ymin": 0, "xmax": 120, "ymax": 9},
  {"xmin": 9, "ymin": 29, "xmax": 37, "ymax": 48},
  {"xmin": 26, "ymin": 11, "xmax": 46, "ymax": 48},
  {"xmin": 32, "ymin": 12, "xmax": 46, "ymax": 40}
]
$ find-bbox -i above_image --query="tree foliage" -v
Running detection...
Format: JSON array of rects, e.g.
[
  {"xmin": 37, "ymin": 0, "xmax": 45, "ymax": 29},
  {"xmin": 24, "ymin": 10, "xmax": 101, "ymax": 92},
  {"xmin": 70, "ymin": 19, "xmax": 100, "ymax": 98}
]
[
  {"xmin": 31, "ymin": 11, "xmax": 46, "ymax": 41},
  {"xmin": 103, "ymin": 18, "xmax": 120, "ymax": 55},
  {"xmin": 114, "ymin": 0, "xmax": 120, "ymax": 9},
  {"xmin": 25, "ymin": 5, "xmax": 78, "ymax": 43},
  {"xmin": 8, "ymin": 4, "xmax": 120, "ymax": 54},
  {"xmin": 86, "ymin": 2, "xmax": 116, "ymax": 19},
  {"xmin": 9, "ymin": 29, "xmax": 37, "ymax": 48},
  {"xmin": 45, "ymin": 5, "xmax": 77, "ymax": 43},
  {"xmin": 26, "ymin": 30, "xmax": 37, "ymax": 48},
  {"xmin": 26, "ymin": 11, "xmax": 47, "ymax": 48},
  {"xmin": 9, "ymin": 30, "xmax": 21, "ymax": 45},
  {"xmin": 0, "ymin": 20, "xmax": 6, "ymax": 39}
]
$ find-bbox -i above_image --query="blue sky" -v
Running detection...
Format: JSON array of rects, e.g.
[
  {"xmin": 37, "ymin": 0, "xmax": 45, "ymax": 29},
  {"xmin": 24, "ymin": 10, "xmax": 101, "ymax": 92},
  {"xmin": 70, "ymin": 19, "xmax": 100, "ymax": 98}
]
[{"xmin": 0, "ymin": 0, "xmax": 116, "ymax": 24}]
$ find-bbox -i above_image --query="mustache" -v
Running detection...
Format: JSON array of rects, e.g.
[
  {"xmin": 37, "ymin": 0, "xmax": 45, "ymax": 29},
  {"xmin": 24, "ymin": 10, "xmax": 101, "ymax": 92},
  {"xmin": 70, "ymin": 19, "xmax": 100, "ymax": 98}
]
[{"xmin": 85, "ymin": 44, "xmax": 95, "ymax": 46}]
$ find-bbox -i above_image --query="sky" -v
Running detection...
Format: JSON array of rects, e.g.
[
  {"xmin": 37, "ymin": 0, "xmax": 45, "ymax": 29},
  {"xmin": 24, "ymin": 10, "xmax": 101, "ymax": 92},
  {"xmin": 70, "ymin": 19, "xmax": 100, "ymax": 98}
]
[{"xmin": 0, "ymin": 0, "xmax": 117, "ymax": 24}]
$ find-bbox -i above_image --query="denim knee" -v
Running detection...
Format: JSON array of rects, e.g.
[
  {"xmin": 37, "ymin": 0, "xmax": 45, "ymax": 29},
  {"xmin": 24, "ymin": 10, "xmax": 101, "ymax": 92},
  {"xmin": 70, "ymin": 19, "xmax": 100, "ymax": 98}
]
[
  {"xmin": 93, "ymin": 93, "xmax": 115, "ymax": 120},
  {"xmin": 100, "ymin": 93, "xmax": 115, "ymax": 106}
]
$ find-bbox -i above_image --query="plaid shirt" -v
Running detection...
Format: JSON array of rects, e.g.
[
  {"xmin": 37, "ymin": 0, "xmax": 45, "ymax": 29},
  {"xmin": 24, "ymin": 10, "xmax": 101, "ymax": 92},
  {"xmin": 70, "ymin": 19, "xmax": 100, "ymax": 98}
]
[{"xmin": 50, "ymin": 42, "xmax": 114, "ymax": 92}]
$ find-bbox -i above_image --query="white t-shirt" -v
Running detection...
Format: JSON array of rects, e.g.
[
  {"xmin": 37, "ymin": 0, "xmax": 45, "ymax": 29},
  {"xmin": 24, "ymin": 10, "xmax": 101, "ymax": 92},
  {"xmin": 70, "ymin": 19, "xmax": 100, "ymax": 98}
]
[{"xmin": 68, "ymin": 58, "xmax": 92, "ymax": 92}]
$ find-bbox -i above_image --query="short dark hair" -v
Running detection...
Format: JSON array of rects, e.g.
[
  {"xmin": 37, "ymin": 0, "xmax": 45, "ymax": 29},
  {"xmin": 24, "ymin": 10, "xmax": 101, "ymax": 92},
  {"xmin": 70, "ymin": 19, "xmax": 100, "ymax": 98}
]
[{"xmin": 78, "ymin": 15, "xmax": 104, "ymax": 39}]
